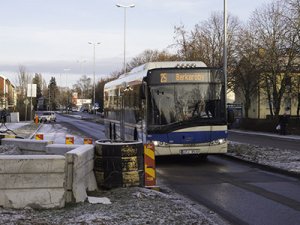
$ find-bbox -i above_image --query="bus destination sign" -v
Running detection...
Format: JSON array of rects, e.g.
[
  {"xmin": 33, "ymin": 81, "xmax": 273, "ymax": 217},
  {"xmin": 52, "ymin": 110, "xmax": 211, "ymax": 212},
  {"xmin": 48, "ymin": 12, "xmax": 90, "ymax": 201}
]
[{"xmin": 160, "ymin": 72, "xmax": 210, "ymax": 83}]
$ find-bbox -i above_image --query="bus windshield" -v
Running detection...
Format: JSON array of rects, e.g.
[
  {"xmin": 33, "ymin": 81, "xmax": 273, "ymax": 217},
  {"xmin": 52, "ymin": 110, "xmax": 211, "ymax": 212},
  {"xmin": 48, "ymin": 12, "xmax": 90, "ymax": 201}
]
[{"xmin": 148, "ymin": 83, "xmax": 225, "ymax": 130}]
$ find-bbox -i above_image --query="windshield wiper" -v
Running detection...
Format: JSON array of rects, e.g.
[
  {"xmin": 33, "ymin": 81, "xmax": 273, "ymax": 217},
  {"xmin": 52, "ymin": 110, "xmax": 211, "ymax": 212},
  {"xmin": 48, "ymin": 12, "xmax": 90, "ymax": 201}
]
[{"xmin": 148, "ymin": 117, "xmax": 226, "ymax": 134}]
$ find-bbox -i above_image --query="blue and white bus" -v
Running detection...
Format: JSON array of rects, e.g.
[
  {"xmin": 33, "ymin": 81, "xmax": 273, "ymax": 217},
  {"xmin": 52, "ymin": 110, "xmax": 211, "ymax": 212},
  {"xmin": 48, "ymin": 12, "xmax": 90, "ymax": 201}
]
[{"xmin": 104, "ymin": 61, "xmax": 228, "ymax": 157}]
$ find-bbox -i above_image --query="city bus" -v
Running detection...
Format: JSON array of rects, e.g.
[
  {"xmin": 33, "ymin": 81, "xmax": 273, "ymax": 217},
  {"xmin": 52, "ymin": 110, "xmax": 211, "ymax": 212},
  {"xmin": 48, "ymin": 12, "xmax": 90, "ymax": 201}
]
[{"xmin": 103, "ymin": 61, "xmax": 228, "ymax": 157}]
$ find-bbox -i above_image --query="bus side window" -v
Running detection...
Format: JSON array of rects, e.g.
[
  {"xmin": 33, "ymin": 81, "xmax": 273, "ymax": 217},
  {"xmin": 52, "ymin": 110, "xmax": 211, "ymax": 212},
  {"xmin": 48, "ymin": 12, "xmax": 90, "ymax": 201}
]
[
  {"xmin": 140, "ymin": 82, "xmax": 146, "ymax": 99},
  {"xmin": 134, "ymin": 127, "xmax": 138, "ymax": 141},
  {"xmin": 109, "ymin": 123, "xmax": 112, "ymax": 140},
  {"xmin": 113, "ymin": 123, "xmax": 116, "ymax": 140}
]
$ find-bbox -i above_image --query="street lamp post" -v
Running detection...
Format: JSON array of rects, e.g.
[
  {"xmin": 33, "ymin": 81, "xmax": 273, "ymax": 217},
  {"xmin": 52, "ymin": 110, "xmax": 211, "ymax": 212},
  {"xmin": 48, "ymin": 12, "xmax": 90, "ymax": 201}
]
[
  {"xmin": 116, "ymin": 3, "xmax": 135, "ymax": 141},
  {"xmin": 116, "ymin": 3, "xmax": 135, "ymax": 74},
  {"xmin": 88, "ymin": 42, "xmax": 100, "ymax": 114},
  {"xmin": 64, "ymin": 68, "xmax": 71, "ymax": 113}
]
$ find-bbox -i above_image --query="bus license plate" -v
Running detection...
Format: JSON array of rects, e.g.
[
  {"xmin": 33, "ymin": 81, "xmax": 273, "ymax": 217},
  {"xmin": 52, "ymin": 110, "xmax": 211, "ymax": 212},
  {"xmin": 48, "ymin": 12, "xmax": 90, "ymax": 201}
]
[{"xmin": 180, "ymin": 149, "xmax": 200, "ymax": 155}]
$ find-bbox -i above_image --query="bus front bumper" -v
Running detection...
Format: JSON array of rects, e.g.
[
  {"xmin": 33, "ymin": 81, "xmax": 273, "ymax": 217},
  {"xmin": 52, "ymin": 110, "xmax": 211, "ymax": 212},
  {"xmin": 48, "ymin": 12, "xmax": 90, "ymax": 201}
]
[{"xmin": 153, "ymin": 141, "xmax": 228, "ymax": 156}]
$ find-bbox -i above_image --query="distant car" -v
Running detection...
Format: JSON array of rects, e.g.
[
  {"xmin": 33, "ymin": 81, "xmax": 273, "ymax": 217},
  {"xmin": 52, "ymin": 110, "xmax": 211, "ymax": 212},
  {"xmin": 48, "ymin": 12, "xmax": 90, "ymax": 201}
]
[
  {"xmin": 39, "ymin": 111, "xmax": 56, "ymax": 123},
  {"xmin": 81, "ymin": 107, "xmax": 89, "ymax": 112},
  {"xmin": 89, "ymin": 103, "xmax": 101, "ymax": 113},
  {"xmin": 72, "ymin": 107, "xmax": 79, "ymax": 112}
]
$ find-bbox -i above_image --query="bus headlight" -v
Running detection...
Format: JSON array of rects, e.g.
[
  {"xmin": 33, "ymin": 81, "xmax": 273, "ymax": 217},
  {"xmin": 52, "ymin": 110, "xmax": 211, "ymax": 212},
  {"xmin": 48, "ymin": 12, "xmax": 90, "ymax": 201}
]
[
  {"xmin": 210, "ymin": 138, "xmax": 226, "ymax": 145},
  {"xmin": 152, "ymin": 141, "xmax": 167, "ymax": 146},
  {"xmin": 153, "ymin": 141, "xmax": 159, "ymax": 146}
]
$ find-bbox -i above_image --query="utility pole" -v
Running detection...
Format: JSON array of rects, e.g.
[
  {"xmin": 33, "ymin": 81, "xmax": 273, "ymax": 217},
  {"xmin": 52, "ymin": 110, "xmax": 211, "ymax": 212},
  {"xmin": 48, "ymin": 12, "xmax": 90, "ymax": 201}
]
[{"xmin": 88, "ymin": 42, "xmax": 100, "ymax": 114}]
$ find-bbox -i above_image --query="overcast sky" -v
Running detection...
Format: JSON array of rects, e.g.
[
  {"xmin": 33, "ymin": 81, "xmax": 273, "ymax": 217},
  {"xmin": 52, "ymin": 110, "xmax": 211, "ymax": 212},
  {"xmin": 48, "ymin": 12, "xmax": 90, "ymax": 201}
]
[{"xmin": 0, "ymin": 0, "xmax": 273, "ymax": 86}]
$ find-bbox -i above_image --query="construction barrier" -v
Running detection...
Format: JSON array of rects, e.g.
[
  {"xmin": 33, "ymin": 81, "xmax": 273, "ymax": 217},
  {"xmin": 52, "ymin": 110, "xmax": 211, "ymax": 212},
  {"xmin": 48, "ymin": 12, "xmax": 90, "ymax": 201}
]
[
  {"xmin": 65, "ymin": 135, "xmax": 74, "ymax": 145},
  {"xmin": 0, "ymin": 134, "xmax": 16, "ymax": 144},
  {"xmin": 35, "ymin": 133, "xmax": 44, "ymax": 140},
  {"xmin": 94, "ymin": 140, "xmax": 144, "ymax": 189},
  {"xmin": 84, "ymin": 138, "xmax": 93, "ymax": 145},
  {"xmin": 0, "ymin": 134, "xmax": 16, "ymax": 139},
  {"xmin": 144, "ymin": 143, "xmax": 156, "ymax": 187}
]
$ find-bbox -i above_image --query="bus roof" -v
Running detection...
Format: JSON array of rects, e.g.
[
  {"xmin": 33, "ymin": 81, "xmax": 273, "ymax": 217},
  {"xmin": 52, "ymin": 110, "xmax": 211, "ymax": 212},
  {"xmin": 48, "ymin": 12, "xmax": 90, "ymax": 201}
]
[
  {"xmin": 130, "ymin": 61, "xmax": 207, "ymax": 73},
  {"xmin": 104, "ymin": 61, "xmax": 207, "ymax": 89}
]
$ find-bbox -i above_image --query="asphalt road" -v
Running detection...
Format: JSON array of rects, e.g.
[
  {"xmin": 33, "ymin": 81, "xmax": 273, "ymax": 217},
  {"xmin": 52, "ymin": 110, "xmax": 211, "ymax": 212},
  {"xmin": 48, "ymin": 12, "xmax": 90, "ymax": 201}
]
[
  {"xmin": 55, "ymin": 113, "xmax": 106, "ymax": 140},
  {"xmin": 157, "ymin": 155, "xmax": 300, "ymax": 225}
]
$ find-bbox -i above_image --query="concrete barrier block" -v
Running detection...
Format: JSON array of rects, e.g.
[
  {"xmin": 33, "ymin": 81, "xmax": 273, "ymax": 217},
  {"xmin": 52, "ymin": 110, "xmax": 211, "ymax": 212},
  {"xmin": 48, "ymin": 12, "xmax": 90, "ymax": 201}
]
[
  {"xmin": 0, "ymin": 188, "xmax": 65, "ymax": 209},
  {"xmin": 0, "ymin": 155, "xmax": 65, "ymax": 173},
  {"xmin": 0, "ymin": 173, "xmax": 65, "ymax": 189},
  {"xmin": 71, "ymin": 171, "xmax": 97, "ymax": 201},
  {"xmin": 67, "ymin": 145, "xmax": 94, "ymax": 167},
  {"xmin": 87, "ymin": 171, "xmax": 97, "ymax": 191},
  {"xmin": 73, "ymin": 159, "xmax": 94, "ymax": 183},
  {"xmin": 74, "ymin": 159, "xmax": 97, "ymax": 191},
  {"xmin": 46, "ymin": 144, "xmax": 80, "ymax": 155},
  {"xmin": 1, "ymin": 138, "xmax": 53, "ymax": 153},
  {"xmin": 65, "ymin": 145, "xmax": 97, "ymax": 203}
]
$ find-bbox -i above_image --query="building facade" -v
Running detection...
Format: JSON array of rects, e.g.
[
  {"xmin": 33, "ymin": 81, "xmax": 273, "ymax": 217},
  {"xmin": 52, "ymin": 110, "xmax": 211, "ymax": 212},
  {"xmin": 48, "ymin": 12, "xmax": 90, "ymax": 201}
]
[
  {"xmin": 0, "ymin": 75, "xmax": 16, "ymax": 110},
  {"xmin": 234, "ymin": 73, "xmax": 300, "ymax": 119}
]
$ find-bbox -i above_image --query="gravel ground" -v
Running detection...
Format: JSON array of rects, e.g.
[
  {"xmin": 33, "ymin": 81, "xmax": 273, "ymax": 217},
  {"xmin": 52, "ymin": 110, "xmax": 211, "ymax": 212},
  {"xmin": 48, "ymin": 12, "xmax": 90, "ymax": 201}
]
[
  {"xmin": 228, "ymin": 142, "xmax": 300, "ymax": 174},
  {"xmin": 0, "ymin": 122, "xmax": 299, "ymax": 224},
  {"xmin": 0, "ymin": 186, "xmax": 227, "ymax": 225}
]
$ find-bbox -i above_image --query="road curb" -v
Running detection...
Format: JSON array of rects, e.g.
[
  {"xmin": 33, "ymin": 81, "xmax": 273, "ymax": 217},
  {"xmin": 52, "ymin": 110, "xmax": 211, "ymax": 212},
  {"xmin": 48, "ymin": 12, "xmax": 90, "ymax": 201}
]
[
  {"xmin": 229, "ymin": 129, "xmax": 300, "ymax": 142},
  {"xmin": 221, "ymin": 154, "xmax": 300, "ymax": 179}
]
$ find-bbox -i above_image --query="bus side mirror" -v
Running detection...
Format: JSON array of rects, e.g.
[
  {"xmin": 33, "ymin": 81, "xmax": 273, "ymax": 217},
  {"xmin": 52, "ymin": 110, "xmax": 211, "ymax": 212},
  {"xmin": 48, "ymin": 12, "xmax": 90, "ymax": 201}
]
[
  {"xmin": 227, "ymin": 109, "xmax": 235, "ymax": 124},
  {"xmin": 140, "ymin": 82, "xmax": 146, "ymax": 99}
]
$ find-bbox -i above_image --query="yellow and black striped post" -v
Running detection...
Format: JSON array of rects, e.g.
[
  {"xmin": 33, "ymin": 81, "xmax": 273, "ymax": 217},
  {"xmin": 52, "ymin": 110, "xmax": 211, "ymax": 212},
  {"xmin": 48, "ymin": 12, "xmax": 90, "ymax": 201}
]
[{"xmin": 144, "ymin": 143, "xmax": 157, "ymax": 188}]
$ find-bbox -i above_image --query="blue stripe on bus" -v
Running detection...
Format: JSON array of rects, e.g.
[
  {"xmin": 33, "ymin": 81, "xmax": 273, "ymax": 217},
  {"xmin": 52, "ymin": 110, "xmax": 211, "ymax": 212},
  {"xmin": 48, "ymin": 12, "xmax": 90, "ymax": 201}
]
[{"xmin": 147, "ymin": 130, "xmax": 227, "ymax": 144}]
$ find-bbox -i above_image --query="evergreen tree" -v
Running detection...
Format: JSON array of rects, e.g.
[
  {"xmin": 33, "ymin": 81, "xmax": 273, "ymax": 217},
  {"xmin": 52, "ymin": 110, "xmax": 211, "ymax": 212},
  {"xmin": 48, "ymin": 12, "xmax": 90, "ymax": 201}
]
[
  {"xmin": 32, "ymin": 73, "xmax": 43, "ymax": 110},
  {"xmin": 48, "ymin": 77, "xmax": 59, "ymax": 110}
]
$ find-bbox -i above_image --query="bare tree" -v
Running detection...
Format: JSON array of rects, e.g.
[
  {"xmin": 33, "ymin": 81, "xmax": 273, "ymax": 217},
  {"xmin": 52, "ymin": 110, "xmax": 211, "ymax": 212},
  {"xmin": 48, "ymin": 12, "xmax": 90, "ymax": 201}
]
[
  {"xmin": 173, "ymin": 13, "xmax": 241, "ymax": 69},
  {"xmin": 17, "ymin": 65, "xmax": 29, "ymax": 97},
  {"xmin": 72, "ymin": 75, "xmax": 92, "ymax": 98},
  {"xmin": 110, "ymin": 49, "xmax": 177, "ymax": 78},
  {"xmin": 173, "ymin": 24, "xmax": 193, "ymax": 60},
  {"xmin": 250, "ymin": 0, "xmax": 299, "ymax": 117},
  {"xmin": 232, "ymin": 27, "xmax": 261, "ymax": 118},
  {"xmin": 15, "ymin": 65, "xmax": 30, "ymax": 120},
  {"xmin": 128, "ymin": 49, "xmax": 178, "ymax": 71}
]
